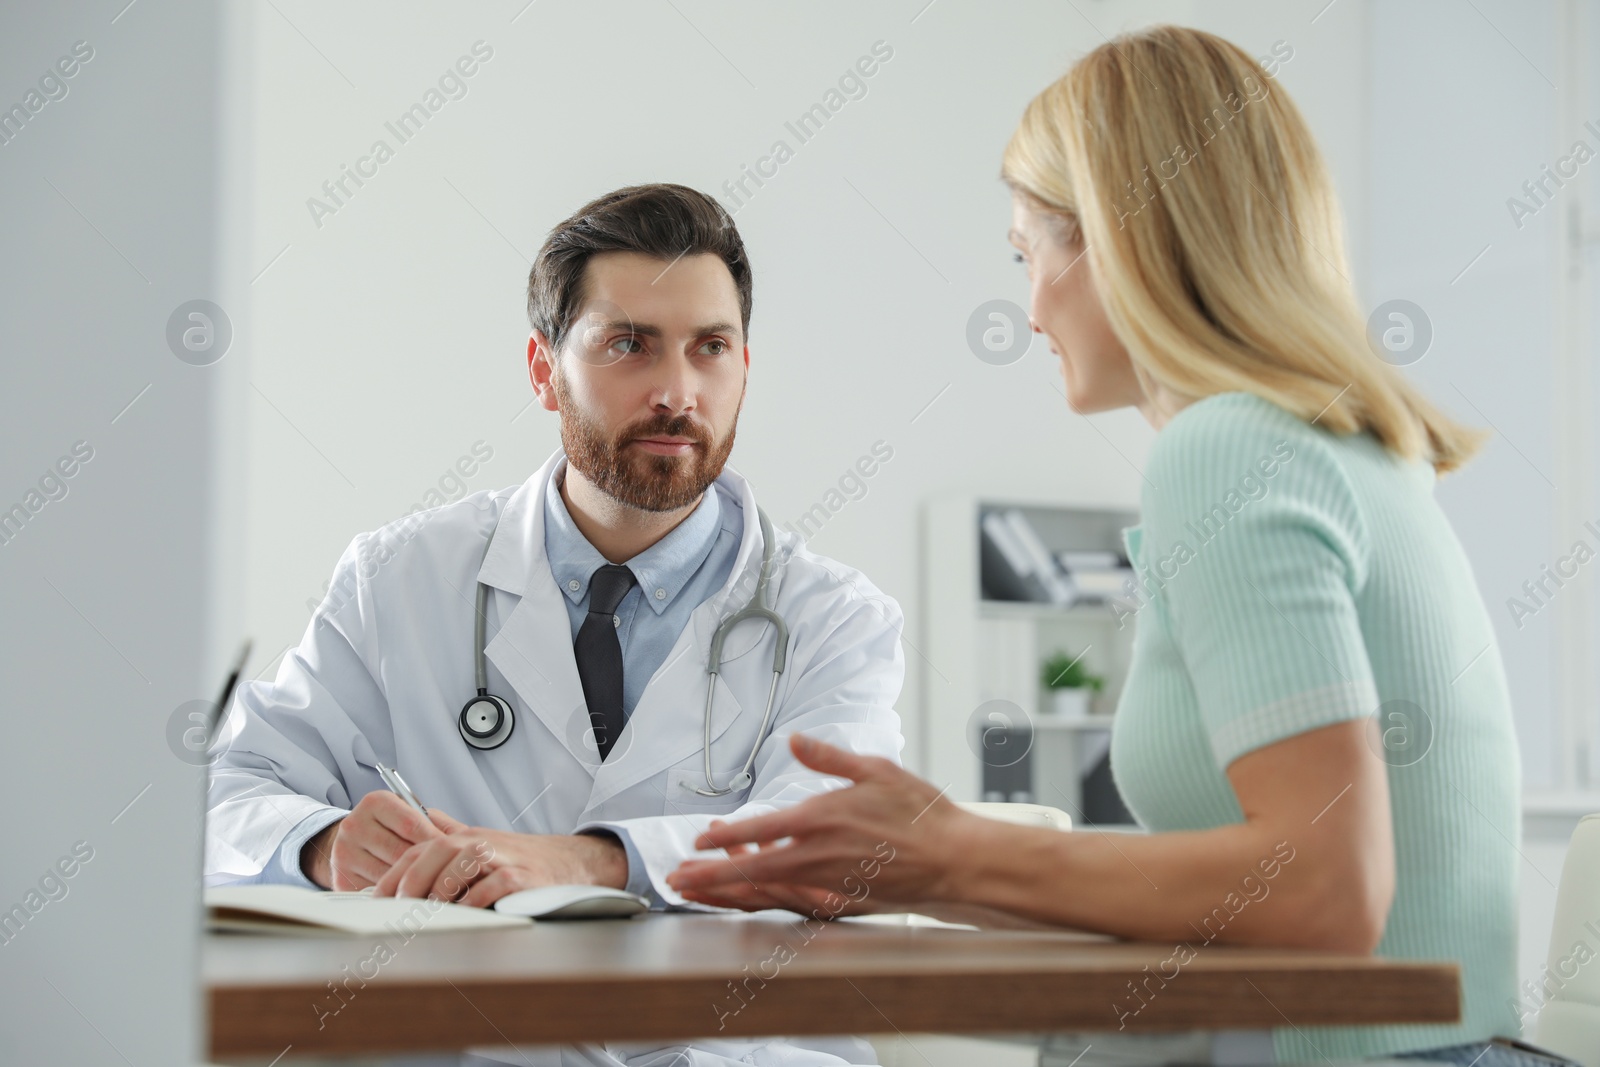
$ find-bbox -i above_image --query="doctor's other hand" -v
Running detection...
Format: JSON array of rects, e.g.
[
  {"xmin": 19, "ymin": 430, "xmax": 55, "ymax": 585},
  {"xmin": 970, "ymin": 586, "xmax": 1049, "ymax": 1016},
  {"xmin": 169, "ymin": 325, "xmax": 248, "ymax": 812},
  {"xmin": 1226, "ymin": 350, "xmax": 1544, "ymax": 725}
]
[
  {"xmin": 666, "ymin": 734, "xmax": 980, "ymax": 912},
  {"xmin": 370, "ymin": 809, "xmax": 630, "ymax": 907},
  {"xmin": 301, "ymin": 791, "xmax": 444, "ymax": 891}
]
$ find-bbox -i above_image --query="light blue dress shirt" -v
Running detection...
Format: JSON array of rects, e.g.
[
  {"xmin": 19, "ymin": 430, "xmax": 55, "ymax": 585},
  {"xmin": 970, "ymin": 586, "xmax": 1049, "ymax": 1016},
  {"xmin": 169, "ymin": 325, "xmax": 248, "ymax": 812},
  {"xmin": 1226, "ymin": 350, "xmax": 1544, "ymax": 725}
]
[
  {"xmin": 542, "ymin": 466, "xmax": 739, "ymax": 720},
  {"xmin": 242, "ymin": 467, "xmax": 741, "ymax": 898}
]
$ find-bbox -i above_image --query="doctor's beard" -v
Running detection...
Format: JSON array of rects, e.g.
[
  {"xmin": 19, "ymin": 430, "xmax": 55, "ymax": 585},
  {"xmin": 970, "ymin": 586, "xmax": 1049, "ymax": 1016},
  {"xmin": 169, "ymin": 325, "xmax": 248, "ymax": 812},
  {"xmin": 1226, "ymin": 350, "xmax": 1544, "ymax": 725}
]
[{"xmin": 553, "ymin": 371, "xmax": 741, "ymax": 513}]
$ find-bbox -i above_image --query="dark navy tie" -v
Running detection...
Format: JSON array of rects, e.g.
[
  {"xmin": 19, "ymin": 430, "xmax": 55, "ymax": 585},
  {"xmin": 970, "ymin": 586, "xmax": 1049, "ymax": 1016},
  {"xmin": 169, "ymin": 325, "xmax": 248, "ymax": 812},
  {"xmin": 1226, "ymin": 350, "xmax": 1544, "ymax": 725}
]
[{"xmin": 574, "ymin": 563, "xmax": 635, "ymax": 761}]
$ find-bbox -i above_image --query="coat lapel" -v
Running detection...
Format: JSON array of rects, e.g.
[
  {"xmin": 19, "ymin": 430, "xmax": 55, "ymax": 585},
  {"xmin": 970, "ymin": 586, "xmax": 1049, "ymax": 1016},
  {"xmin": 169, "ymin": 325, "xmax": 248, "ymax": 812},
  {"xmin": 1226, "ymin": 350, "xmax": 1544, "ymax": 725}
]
[{"xmin": 478, "ymin": 453, "xmax": 599, "ymax": 775}]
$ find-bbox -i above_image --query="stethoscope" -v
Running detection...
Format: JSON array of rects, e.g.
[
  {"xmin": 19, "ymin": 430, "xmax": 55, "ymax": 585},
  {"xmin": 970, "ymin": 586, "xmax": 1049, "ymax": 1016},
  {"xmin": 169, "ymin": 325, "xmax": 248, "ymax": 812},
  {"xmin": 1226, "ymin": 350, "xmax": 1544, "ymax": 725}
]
[{"xmin": 458, "ymin": 507, "xmax": 789, "ymax": 797}]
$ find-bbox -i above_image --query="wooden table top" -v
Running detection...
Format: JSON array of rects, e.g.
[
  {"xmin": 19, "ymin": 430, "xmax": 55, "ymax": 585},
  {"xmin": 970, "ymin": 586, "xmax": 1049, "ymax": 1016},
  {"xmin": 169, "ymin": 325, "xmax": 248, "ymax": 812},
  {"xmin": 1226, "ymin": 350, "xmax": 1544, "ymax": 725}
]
[{"xmin": 205, "ymin": 913, "xmax": 1460, "ymax": 1059}]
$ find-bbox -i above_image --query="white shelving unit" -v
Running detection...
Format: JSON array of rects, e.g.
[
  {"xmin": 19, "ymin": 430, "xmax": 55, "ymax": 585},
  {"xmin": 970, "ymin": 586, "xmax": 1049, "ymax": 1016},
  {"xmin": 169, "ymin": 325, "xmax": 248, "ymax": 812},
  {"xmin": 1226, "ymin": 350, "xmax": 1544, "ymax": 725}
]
[{"xmin": 921, "ymin": 494, "xmax": 1140, "ymax": 822}]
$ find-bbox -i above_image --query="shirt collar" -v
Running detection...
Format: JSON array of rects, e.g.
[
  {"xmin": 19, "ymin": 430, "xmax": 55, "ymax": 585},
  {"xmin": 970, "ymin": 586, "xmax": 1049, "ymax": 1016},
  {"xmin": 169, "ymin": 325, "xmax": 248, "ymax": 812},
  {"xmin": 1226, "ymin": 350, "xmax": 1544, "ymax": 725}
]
[{"xmin": 543, "ymin": 465, "xmax": 724, "ymax": 616}]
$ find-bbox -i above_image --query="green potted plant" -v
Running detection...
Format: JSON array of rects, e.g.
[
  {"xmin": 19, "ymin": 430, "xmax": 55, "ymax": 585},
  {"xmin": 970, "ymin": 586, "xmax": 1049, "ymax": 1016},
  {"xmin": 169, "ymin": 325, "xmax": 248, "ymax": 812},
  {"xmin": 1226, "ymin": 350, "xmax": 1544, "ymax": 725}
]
[{"xmin": 1040, "ymin": 650, "xmax": 1105, "ymax": 718}]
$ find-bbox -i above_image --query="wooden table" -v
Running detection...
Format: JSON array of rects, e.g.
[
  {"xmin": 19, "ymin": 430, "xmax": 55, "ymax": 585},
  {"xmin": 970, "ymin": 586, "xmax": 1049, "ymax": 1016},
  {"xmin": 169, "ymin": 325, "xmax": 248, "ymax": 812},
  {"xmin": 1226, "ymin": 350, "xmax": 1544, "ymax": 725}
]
[{"xmin": 205, "ymin": 913, "xmax": 1459, "ymax": 1060}]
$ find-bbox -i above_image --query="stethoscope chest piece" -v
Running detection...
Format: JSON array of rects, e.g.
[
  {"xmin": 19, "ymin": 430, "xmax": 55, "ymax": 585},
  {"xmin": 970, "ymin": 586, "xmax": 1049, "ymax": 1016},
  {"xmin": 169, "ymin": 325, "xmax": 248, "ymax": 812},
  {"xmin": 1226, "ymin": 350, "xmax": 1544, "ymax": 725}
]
[
  {"xmin": 462, "ymin": 550, "xmax": 515, "ymax": 750},
  {"xmin": 459, "ymin": 691, "xmax": 514, "ymax": 750}
]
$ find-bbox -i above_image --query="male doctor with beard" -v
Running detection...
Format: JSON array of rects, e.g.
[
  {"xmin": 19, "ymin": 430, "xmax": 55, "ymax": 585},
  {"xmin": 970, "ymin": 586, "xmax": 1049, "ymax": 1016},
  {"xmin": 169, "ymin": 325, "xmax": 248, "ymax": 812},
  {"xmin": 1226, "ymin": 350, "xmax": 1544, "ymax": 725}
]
[{"xmin": 205, "ymin": 183, "xmax": 904, "ymax": 1067}]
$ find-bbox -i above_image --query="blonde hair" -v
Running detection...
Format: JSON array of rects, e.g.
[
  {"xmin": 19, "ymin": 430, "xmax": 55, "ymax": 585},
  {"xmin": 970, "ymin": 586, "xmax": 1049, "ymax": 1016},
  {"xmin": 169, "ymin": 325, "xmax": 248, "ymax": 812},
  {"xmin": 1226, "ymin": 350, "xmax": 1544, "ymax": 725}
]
[{"xmin": 1001, "ymin": 25, "xmax": 1485, "ymax": 473}]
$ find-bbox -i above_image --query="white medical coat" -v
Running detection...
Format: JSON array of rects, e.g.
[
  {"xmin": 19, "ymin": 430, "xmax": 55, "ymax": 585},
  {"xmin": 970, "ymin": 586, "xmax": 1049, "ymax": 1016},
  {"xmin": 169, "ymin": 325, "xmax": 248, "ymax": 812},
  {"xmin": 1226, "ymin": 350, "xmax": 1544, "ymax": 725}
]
[{"xmin": 205, "ymin": 451, "xmax": 905, "ymax": 1067}]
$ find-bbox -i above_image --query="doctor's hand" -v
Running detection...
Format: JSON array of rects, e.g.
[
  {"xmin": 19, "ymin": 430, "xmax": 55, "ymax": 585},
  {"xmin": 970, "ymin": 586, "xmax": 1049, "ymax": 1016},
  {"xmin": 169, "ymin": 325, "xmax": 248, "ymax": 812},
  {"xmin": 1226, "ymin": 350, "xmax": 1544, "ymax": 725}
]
[
  {"xmin": 666, "ymin": 734, "xmax": 982, "ymax": 914},
  {"xmin": 302, "ymin": 791, "xmax": 444, "ymax": 891},
  {"xmin": 370, "ymin": 809, "xmax": 629, "ymax": 907}
]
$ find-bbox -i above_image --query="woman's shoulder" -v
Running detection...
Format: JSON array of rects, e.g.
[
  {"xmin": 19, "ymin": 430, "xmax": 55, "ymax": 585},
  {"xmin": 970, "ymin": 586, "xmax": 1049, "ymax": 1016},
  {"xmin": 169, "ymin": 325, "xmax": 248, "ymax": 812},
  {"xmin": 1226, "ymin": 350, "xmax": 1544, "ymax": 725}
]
[
  {"xmin": 1151, "ymin": 389, "xmax": 1423, "ymax": 485},
  {"xmin": 1141, "ymin": 390, "xmax": 1374, "ymax": 558},
  {"xmin": 1145, "ymin": 391, "xmax": 1336, "ymax": 492},
  {"xmin": 1156, "ymin": 390, "xmax": 1318, "ymax": 451}
]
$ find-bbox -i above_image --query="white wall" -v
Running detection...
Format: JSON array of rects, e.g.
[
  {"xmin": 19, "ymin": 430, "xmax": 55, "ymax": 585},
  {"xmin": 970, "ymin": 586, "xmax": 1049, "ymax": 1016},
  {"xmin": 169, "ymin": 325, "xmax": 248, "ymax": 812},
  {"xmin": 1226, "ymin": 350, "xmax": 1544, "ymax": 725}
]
[
  {"xmin": 1361, "ymin": 0, "xmax": 1600, "ymax": 1015},
  {"xmin": 1365, "ymin": 0, "xmax": 1568, "ymax": 793},
  {"xmin": 238, "ymin": 0, "xmax": 1370, "ymax": 775},
  {"xmin": 231, "ymin": 0, "xmax": 1592, "ymax": 1053}
]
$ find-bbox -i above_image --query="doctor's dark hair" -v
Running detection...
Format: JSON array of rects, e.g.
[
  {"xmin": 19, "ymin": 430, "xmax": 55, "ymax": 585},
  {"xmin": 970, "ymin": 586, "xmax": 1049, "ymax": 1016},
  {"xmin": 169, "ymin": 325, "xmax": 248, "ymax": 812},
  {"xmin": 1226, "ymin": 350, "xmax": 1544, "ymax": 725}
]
[{"xmin": 527, "ymin": 183, "xmax": 753, "ymax": 352}]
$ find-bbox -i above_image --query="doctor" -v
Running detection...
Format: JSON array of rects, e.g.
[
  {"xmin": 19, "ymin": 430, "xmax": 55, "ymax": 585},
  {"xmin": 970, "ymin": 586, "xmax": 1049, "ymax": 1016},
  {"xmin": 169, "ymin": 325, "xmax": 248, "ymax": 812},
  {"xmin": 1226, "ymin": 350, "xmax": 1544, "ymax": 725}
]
[{"xmin": 206, "ymin": 182, "xmax": 903, "ymax": 1066}]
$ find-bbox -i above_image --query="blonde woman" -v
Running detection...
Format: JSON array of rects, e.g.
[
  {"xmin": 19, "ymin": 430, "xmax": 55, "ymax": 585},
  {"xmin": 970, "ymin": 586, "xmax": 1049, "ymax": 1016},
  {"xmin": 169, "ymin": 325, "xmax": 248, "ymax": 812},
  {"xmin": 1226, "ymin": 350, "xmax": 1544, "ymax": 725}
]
[{"xmin": 668, "ymin": 25, "xmax": 1550, "ymax": 1066}]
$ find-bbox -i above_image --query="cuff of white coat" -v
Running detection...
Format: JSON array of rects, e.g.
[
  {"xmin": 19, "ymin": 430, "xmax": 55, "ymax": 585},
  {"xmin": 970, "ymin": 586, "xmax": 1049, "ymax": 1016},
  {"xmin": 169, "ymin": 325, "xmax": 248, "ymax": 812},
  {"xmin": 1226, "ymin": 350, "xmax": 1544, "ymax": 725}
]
[
  {"xmin": 576, "ymin": 817, "xmax": 727, "ymax": 910},
  {"xmin": 269, "ymin": 807, "xmax": 349, "ymax": 889},
  {"xmin": 577, "ymin": 826, "xmax": 658, "ymax": 905}
]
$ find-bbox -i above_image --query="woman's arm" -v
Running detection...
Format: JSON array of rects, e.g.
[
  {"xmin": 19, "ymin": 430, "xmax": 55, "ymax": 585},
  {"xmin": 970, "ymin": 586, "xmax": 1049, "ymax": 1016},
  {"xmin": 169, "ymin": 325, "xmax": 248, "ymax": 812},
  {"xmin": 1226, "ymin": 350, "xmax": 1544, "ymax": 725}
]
[
  {"xmin": 670, "ymin": 409, "xmax": 1400, "ymax": 947},
  {"xmin": 953, "ymin": 717, "xmax": 1394, "ymax": 950},
  {"xmin": 668, "ymin": 723, "xmax": 1394, "ymax": 952}
]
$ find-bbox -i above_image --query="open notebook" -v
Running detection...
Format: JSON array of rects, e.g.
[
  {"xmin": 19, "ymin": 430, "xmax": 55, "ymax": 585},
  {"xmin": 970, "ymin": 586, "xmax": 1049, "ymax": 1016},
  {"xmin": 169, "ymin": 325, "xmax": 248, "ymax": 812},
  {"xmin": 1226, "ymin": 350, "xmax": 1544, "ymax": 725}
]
[{"xmin": 206, "ymin": 885, "xmax": 531, "ymax": 936}]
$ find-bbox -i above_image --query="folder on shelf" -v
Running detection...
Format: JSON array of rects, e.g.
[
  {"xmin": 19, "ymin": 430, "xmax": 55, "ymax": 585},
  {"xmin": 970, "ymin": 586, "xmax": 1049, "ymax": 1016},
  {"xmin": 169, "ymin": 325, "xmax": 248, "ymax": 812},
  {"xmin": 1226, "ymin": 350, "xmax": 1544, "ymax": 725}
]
[
  {"xmin": 980, "ymin": 509, "xmax": 1075, "ymax": 605},
  {"xmin": 1054, "ymin": 550, "xmax": 1135, "ymax": 603}
]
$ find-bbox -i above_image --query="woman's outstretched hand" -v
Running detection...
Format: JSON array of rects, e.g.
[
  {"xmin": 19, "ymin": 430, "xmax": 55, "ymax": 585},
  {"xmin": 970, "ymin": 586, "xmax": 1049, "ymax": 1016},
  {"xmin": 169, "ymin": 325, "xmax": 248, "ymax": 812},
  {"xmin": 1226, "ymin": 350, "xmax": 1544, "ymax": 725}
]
[{"xmin": 665, "ymin": 733, "xmax": 979, "ymax": 915}]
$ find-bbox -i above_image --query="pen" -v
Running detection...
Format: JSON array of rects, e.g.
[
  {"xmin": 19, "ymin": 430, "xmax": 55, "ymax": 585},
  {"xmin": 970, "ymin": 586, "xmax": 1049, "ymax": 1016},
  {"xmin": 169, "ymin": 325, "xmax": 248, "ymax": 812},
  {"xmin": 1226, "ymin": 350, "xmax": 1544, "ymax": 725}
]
[{"xmin": 375, "ymin": 762, "xmax": 429, "ymax": 817}]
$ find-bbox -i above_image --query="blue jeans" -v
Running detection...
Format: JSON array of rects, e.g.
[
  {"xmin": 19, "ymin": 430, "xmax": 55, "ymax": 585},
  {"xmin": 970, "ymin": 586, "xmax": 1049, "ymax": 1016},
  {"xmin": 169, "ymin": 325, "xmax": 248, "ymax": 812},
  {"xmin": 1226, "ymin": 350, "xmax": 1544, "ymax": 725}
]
[{"xmin": 1395, "ymin": 1038, "xmax": 1583, "ymax": 1067}]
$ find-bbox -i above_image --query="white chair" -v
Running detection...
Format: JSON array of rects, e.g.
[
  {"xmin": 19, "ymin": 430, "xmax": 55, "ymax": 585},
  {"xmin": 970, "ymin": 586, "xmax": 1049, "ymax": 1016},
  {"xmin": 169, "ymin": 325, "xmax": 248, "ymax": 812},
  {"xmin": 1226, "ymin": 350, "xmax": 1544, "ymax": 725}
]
[
  {"xmin": 1536, "ymin": 813, "xmax": 1600, "ymax": 1067},
  {"xmin": 958, "ymin": 801, "xmax": 1073, "ymax": 832}
]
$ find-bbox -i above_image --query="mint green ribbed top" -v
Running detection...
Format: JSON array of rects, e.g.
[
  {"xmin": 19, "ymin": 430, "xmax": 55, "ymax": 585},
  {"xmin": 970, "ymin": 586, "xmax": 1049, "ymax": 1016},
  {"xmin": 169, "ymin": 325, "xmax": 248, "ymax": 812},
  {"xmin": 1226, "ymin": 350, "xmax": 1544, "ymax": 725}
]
[{"xmin": 1110, "ymin": 391, "xmax": 1520, "ymax": 1061}]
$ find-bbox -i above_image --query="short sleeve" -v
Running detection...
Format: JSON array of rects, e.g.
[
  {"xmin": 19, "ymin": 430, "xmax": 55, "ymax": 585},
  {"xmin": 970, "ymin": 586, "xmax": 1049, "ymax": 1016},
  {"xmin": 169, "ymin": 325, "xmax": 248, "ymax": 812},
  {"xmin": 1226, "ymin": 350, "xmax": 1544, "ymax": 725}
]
[{"xmin": 1140, "ymin": 396, "xmax": 1378, "ymax": 769}]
